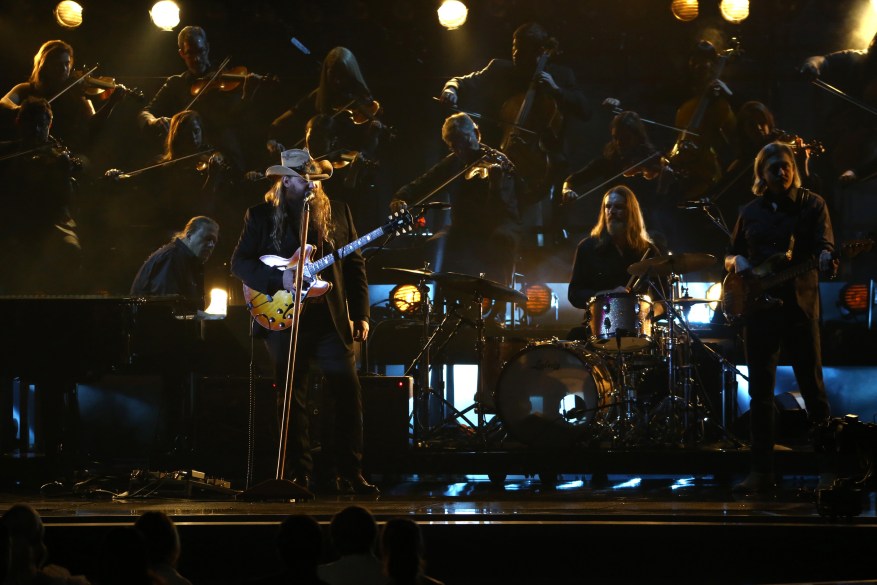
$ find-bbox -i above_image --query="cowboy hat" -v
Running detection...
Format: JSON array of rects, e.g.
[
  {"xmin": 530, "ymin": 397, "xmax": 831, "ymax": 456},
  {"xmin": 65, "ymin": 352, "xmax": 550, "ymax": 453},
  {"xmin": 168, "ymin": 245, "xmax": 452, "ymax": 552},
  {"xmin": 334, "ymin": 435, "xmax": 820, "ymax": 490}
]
[{"xmin": 265, "ymin": 148, "xmax": 333, "ymax": 180}]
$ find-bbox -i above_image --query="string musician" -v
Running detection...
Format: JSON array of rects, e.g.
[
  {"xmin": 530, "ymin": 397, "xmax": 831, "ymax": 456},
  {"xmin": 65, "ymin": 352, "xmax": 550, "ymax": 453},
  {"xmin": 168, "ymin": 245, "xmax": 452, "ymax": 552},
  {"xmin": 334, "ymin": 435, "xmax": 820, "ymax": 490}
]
[
  {"xmin": 0, "ymin": 97, "xmax": 83, "ymax": 294},
  {"xmin": 1, "ymin": 40, "xmax": 127, "ymax": 155},
  {"xmin": 392, "ymin": 113, "xmax": 521, "ymax": 286},
  {"xmin": 138, "ymin": 26, "xmax": 268, "ymax": 173},
  {"xmin": 439, "ymin": 22, "xmax": 590, "ymax": 226}
]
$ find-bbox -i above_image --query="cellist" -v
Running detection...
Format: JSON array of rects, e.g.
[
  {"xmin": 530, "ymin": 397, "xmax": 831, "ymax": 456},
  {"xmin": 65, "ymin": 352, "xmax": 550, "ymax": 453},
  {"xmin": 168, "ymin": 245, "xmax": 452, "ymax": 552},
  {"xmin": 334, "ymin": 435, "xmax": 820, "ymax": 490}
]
[{"xmin": 439, "ymin": 22, "xmax": 590, "ymax": 219}]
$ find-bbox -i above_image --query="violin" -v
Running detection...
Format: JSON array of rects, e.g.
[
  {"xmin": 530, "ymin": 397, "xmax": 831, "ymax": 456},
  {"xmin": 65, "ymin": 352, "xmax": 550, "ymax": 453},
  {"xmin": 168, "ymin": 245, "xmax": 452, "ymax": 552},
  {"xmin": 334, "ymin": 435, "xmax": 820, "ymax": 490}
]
[
  {"xmin": 190, "ymin": 65, "xmax": 275, "ymax": 96},
  {"xmin": 69, "ymin": 67, "xmax": 144, "ymax": 101},
  {"xmin": 774, "ymin": 130, "xmax": 826, "ymax": 157},
  {"xmin": 339, "ymin": 98, "xmax": 381, "ymax": 125}
]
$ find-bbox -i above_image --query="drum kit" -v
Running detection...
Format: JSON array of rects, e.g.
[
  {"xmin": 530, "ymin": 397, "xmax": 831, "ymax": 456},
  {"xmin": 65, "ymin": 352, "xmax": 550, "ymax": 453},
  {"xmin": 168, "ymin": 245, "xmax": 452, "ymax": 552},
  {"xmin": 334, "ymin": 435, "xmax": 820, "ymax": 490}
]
[{"xmin": 383, "ymin": 252, "xmax": 742, "ymax": 451}]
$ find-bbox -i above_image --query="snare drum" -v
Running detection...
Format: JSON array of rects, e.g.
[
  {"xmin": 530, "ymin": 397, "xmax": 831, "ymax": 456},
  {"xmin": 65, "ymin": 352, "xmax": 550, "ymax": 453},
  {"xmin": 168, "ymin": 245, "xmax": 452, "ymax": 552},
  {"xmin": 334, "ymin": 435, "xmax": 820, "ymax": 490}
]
[
  {"xmin": 586, "ymin": 293, "xmax": 653, "ymax": 352},
  {"xmin": 494, "ymin": 341, "xmax": 614, "ymax": 448}
]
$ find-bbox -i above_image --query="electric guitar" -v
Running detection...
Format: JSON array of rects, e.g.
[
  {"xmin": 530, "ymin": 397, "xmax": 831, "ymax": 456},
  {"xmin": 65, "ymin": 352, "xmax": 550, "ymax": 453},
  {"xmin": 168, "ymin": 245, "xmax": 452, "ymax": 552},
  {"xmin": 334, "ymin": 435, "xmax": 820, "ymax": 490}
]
[
  {"xmin": 722, "ymin": 238, "xmax": 873, "ymax": 324},
  {"xmin": 243, "ymin": 209, "xmax": 413, "ymax": 331}
]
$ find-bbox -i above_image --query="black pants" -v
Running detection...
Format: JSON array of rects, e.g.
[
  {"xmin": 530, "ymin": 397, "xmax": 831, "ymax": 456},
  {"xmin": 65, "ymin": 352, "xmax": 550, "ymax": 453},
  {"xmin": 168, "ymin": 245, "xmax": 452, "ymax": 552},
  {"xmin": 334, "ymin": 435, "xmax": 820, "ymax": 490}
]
[
  {"xmin": 744, "ymin": 303, "xmax": 830, "ymax": 472},
  {"xmin": 263, "ymin": 303, "xmax": 364, "ymax": 478}
]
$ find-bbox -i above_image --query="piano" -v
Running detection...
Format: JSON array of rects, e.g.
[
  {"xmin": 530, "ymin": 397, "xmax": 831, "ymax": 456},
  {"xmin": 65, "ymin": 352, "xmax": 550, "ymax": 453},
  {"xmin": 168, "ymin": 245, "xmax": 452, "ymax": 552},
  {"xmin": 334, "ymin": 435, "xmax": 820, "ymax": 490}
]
[{"xmin": 0, "ymin": 295, "xmax": 200, "ymax": 381}]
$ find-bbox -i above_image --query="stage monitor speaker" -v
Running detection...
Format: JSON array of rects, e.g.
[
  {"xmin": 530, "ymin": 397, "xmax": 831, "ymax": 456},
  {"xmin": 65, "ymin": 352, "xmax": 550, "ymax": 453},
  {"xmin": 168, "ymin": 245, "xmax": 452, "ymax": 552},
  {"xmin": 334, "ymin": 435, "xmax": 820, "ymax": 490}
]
[{"xmin": 360, "ymin": 374, "xmax": 412, "ymax": 472}]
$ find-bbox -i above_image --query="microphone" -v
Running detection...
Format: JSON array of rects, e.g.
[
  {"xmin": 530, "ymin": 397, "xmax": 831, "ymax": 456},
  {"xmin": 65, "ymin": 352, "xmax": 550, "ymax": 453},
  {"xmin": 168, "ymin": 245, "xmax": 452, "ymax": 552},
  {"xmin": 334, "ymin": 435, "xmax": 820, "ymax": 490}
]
[
  {"xmin": 303, "ymin": 181, "xmax": 316, "ymax": 204},
  {"xmin": 677, "ymin": 198, "xmax": 715, "ymax": 210}
]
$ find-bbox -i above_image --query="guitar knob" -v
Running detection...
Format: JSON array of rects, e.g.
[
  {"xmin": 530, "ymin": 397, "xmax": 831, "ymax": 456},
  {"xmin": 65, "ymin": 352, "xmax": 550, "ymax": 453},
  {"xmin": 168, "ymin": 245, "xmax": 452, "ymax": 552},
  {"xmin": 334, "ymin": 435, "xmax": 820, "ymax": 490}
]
[
  {"xmin": 276, "ymin": 308, "xmax": 283, "ymax": 314},
  {"xmin": 268, "ymin": 317, "xmax": 275, "ymax": 323}
]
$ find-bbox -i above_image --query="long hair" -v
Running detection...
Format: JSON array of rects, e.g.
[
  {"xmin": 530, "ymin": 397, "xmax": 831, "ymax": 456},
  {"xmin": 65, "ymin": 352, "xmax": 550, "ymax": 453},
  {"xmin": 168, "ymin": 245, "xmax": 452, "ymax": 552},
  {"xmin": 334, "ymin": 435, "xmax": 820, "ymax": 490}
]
[
  {"xmin": 604, "ymin": 111, "xmax": 653, "ymax": 159},
  {"xmin": 173, "ymin": 215, "xmax": 218, "ymax": 241},
  {"xmin": 30, "ymin": 40, "xmax": 73, "ymax": 85},
  {"xmin": 265, "ymin": 178, "xmax": 333, "ymax": 251},
  {"xmin": 316, "ymin": 47, "xmax": 371, "ymax": 114},
  {"xmin": 162, "ymin": 110, "xmax": 202, "ymax": 162},
  {"xmin": 752, "ymin": 141, "xmax": 801, "ymax": 196},
  {"xmin": 590, "ymin": 185, "xmax": 652, "ymax": 253}
]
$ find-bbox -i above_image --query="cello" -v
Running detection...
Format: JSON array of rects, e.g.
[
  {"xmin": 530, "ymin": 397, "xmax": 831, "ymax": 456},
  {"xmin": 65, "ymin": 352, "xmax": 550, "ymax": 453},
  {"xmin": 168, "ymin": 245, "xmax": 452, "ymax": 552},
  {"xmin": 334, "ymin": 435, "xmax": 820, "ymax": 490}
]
[
  {"xmin": 498, "ymin": 39, "xmax": 563, "ymax": 205},
  {"xmin": 668, "ymin": 40, "xmax": 741, "ymax": 199}
]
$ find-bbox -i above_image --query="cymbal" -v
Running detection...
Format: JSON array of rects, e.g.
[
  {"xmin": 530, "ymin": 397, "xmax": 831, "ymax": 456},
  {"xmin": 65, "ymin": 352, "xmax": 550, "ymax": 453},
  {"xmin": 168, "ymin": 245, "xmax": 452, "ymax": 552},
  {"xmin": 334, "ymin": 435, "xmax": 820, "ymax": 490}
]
[
  {"xmin": 382, "ymin": 267, "xmax": 436, "ymax": 278},
  {"xmin": 437, "ymin": 271, "xmax": 529, "ymax": 304},
  {"xmin": 627, "ymin": 253, "xmax": 717, "ymax": 277}
]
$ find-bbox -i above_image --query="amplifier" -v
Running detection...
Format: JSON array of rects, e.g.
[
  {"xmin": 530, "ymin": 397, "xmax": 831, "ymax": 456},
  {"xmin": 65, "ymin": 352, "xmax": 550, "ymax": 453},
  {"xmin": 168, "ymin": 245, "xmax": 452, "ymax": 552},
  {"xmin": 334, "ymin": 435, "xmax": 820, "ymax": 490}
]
[{"xmin": 360, "ymin": 374, "xmax": 412, "ymax": 472}]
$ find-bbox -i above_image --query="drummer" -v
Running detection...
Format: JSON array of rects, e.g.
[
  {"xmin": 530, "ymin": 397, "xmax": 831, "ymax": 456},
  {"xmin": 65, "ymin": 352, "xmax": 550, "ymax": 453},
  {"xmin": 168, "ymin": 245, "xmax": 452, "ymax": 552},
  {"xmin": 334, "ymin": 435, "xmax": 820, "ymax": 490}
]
[{"xmin": 568, "ymin": 185, "xmax": 666, "ymax": 331}]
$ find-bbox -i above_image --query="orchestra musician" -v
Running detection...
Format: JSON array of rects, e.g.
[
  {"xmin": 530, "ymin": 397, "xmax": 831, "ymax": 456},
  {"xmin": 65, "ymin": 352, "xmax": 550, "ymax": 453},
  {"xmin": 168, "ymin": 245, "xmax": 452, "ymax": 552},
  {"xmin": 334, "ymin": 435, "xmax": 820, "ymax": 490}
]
[
  {"xmin": 392, "ymin": 112, "xmax": 521, "ymax": 286},
  {"xmin": 271, "ymin": 47, "xmax": 387, "ymax": 183},
  {"xmin": 800, "ymin": 32, "xmax": 877, "ymax": 184},
  {"xmin": 138, "ymin": 26, "xmax": 263, "ymax": 172},
  {"xmin": 725, "ymin": 141, "xmax": 836, "ymax": 494},
  {"xmin": 669, "ymin": 39, "xmax": 737, "ymax": 201},
  {"xmin": 438, "ymin": 21, "xmax": 590, "ymax": 237},
  {"xmin": 0, "ymin": 97, "xmax": 83, "ymax": 294},
  {"xmin": 230, "ymin": 149, "xmax": 378, "ymax": 495},
  {"xmin": 0, "ymin": 39, "xmax": 125, "ymax": 155}
]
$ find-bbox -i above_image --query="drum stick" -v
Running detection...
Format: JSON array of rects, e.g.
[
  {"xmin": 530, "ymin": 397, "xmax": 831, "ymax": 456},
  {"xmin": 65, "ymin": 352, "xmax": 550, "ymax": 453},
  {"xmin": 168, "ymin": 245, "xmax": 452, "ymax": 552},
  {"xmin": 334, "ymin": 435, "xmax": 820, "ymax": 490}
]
[{"xmin": 625, "ymin": 248, "xmax": 652, "ymax": 291}]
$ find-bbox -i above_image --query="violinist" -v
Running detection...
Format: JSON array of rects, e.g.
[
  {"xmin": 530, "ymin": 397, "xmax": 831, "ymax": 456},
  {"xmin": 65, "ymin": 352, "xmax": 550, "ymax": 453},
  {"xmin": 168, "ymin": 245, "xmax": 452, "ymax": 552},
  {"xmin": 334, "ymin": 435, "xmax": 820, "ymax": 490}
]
[
  {"xmin": 392, "ymin": 113, "xmax": 521, "ymax": 285},
  {"xmin": 0, "ymin": 40, "xmax": 124, "ymax": 155},
  {"xmin": 271, "ymin": 47, "xmax": 388, "ymax": 200},
  {"xmin": 138, "ymin": 26, "xmax": 261, "ymax": 172},
  {"xmin": 0, "ymin": 97, "xmax": 82, "ymax": 294},
  {"xmin": 562, "ymin": 109, "xmax": 666, "ymax": 198},
  {"xmin": 800, "ymin": 32, "xmax": 877, "ymax": 184},
  {"xmin": 439, "ymin": 22, "xmax": 590, "ymax": 211},
  {"xmin": 668, "ymin": 40, "xmax": 737, "ymax": 201}
]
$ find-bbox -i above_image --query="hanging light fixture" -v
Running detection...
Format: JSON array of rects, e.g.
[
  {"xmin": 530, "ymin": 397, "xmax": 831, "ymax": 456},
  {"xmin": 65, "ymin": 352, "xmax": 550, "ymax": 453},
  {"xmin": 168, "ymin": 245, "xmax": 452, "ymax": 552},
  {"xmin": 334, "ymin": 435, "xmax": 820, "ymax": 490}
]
[
  {"xmin": 522, "ymin": 284, "xmax": 554, "ymax": 316},
  {"xmin": 150, "ymin": 1, "xmax": 180, "ymax": 31},
  {"xmin": 671, "ymin": 0, "xmax": 699, "ymax": 22},
  {"xmin": 54, "ymin": 1, "xmax": 83, "ymax": 29},
  {"xmin": 389, "ymin": 284, "xmax": 422, "ymax": 316},
  {"xmin": 719, "ymin": 0, "xmax": 749, "ymax": 23},
  {"xmin": 437, "ymin": 0, "xmax": 468, "ymax": 30}
]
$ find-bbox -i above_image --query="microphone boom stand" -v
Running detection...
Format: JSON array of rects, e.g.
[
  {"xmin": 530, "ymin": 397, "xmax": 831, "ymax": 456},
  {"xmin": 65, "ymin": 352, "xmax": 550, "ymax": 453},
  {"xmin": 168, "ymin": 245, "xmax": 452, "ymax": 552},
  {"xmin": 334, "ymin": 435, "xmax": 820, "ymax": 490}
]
[{"xmin": 238, "ymin": 194, "xmax": 316, "ymax": 501}]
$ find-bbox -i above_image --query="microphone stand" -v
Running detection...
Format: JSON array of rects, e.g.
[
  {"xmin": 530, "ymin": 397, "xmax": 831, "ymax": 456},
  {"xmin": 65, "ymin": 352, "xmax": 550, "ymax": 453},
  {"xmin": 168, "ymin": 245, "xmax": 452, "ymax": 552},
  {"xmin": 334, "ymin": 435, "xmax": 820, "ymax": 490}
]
[{"xmin": 238, "ymin": 191, "xmax": 316, "ymax": 501}]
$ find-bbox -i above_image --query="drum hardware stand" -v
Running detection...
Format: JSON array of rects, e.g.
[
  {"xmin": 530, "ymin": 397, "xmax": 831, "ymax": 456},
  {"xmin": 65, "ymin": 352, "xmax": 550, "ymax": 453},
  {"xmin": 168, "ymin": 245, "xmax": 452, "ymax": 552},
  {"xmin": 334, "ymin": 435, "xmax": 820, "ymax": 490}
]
[
  {"xmin": 645, "ymin": 276, "xmax": 743, "ymax": 447},
  {"xmin": 404, "ymin": 274, "xmax": 492, "ymax": 447},
  {"xmin": 605, "ymin": 333, "xmax": 643, "ymax": 447}
]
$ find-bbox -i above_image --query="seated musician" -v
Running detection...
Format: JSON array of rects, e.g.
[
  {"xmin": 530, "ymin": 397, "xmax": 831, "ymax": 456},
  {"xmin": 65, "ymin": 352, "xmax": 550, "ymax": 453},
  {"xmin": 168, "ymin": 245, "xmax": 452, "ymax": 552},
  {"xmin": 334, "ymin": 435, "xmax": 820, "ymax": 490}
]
[
  {"xmin": 130, "ymin": 215, "xmax": 219, "ymax": 313},
  {"xmin": 567, "ymin": 185, "xmax": 665, "ymax": 340},
  {"xmin": 392, "ymin": 112, "xmax": 521, "ymax": 286}
]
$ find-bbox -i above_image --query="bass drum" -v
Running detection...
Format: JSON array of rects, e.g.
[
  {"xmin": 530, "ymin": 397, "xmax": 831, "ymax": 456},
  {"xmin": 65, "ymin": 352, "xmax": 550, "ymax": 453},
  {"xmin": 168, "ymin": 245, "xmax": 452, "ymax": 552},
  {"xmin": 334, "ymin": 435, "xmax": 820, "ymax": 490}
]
[{"xmin": 494, "ymin": 341, "xmax": 614, "ymax": 449}]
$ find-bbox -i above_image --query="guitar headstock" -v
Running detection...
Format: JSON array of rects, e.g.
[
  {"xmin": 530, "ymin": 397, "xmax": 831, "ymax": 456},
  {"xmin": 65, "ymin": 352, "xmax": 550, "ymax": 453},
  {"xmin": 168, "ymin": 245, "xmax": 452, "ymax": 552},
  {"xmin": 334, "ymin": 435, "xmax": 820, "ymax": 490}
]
[{"xmin": 387, "ymin": 205, "xmax": 414, "ymax": 236}]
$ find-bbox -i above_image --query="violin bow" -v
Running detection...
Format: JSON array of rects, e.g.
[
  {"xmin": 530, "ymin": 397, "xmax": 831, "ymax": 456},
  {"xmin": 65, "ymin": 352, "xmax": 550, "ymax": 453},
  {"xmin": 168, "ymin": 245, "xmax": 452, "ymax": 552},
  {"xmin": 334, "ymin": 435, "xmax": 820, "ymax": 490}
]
[
  {"xmin": 47, "ymin": 64, "xmax": 99, "ymax": 104},
  {"xmin": 608, "ymin": 107, "xmax": 699, "ymax": 137},
  {"xmin": 811, "ymin": 79, "xmax": 877, "ymax": 118},
  {"xmin": 109, "ymin": 148, "xmax": 215, "ymax": 179},
  {"xmin": 185, "ymin": 56, "xmax": 232, "ymax": 111},
  {"xmin": 563, "ymin": 151, "xmax": 662, "ymax": 204}
]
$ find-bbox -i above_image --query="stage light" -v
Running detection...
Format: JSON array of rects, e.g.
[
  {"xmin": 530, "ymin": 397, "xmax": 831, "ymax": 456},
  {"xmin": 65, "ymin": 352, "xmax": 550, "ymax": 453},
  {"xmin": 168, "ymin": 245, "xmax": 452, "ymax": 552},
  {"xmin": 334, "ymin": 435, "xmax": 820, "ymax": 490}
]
[
  {"xmin": 54, "ymin": 1, "xmax": 83, "ymax": 29},
  {"xmin": 719, "ymin": 0, "xmax": 749, "ymax": 23},
  {"xmin": 390, "ymin": 283, "xmax": 422, "ymax": 315},
  {"xmin": 523, "ymin": 283, "xmax": 553, "ymax": 316},
  {"xmin": 839, "ymin": 283, "xmax": 870, "ymax": 314},
  {"xmin": 205, "ymin": 288, "xmax": 228, "ymax": 316},
  {"xmin": 437, "ymin": 0, "xmax": 468, "ymax": 30},
  {"xmin": 150, "ymin": 1, "xmax": 180, "ymax": 31},
  {"xmin": 671, "ymin": 0, "xmax": 699, "ymax": 22}
]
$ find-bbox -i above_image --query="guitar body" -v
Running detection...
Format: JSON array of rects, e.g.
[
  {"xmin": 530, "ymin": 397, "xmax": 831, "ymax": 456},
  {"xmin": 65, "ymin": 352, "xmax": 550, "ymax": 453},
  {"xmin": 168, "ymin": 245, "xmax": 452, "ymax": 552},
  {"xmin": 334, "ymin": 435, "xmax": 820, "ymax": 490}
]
[
  {"xmin": 721, "ymin": 270, "xmax": 777, "ymax": 324},
  {"xmin": 242, "ymin": 245, "xmax": 332, "ymax": 332}
]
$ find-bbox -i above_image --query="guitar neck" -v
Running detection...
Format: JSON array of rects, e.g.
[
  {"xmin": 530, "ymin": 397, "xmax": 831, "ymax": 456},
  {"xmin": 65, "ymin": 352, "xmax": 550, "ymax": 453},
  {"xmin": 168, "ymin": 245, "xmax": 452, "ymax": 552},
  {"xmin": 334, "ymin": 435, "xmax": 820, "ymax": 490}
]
[
  {"xmin": 760, "ymin": 256, "xmax": 819, "ymax": 291},
  {"xmin": 307, "ymin": 224, "xmax": 388, "ymax": 275}
]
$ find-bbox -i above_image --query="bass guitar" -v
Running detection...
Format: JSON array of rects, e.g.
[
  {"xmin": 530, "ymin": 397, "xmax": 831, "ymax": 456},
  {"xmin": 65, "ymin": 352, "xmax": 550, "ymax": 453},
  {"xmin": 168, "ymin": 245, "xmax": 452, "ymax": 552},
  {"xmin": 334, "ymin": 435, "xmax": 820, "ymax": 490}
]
[
  {"xmin": 243, "ymin": 208, "xmax": 414, "ymax": 331},
  {"xmin": 722, "ymin": 238, "xmax": 873, "ymax": 324}
]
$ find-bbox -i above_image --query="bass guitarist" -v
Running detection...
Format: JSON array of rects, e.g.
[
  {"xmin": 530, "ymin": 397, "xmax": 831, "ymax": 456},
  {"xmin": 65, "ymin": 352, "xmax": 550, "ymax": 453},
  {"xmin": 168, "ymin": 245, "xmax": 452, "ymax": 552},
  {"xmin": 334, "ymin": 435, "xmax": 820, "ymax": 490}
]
[
  {"xmin": 724, "ymin": 141, "xmax": 837, "ymax": 494},
  {"xmin": 230, "ymin": 148, "xmax": 378, "ymax": 496}
]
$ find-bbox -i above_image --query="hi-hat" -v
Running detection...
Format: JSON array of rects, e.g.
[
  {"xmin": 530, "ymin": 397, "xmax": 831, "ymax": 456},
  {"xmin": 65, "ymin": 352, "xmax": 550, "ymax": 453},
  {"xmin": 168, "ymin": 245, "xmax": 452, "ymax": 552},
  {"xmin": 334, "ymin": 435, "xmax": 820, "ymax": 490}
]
[
  {"xmin": 383, "ymin": 267, "xmax": 436, "ymax": 278},
  {"xmin": 673, "ymin": 296, "xmax": 713, "ymax": 306},
  {"xmin": 627, "ymin": 253, "xmax": 717, "ymax": 277},
  {"xmin": 382, "ymin": 268, "xmax": 528, "ymax": 303}
]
